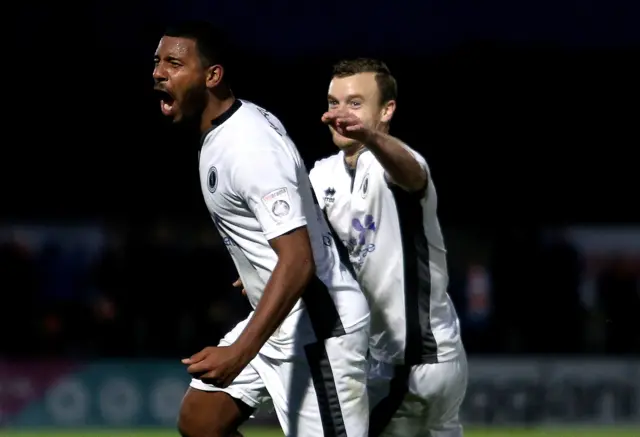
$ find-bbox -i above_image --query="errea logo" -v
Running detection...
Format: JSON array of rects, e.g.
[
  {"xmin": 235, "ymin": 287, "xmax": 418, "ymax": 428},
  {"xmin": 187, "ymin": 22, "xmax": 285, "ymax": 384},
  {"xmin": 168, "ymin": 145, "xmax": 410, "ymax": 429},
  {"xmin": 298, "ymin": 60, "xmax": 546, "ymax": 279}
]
[{"xmin": 324, "ymin": 187, "xmax": 336, "ymax": 205}]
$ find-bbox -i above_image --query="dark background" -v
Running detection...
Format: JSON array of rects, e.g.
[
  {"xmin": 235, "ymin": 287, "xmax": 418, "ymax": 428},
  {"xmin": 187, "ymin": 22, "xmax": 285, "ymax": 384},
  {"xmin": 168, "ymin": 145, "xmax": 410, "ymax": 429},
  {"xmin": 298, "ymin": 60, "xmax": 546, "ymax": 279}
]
[{"xmin": 2, "ymin": 1, "xmax": 639, "ymax": 360}]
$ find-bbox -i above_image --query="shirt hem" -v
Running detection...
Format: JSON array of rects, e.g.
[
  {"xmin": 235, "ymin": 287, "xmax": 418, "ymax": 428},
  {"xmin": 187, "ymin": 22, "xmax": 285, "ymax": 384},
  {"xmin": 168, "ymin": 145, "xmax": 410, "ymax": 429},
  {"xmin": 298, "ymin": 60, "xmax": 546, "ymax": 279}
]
[
  {"xmin": 263, "ymin": 218, "xmax": 307, "ymax": 241},
  {"xmin": 369, "ymin": 340, "xmax": 464, "ymax": 365}
]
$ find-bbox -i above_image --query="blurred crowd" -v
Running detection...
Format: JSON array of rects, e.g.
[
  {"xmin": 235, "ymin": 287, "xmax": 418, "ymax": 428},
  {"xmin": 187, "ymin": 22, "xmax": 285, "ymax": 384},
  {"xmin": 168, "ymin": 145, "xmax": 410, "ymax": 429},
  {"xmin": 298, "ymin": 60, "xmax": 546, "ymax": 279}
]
[{"xmin": 1, "ymin": 224, "xmax": 638, "ymax": 359}]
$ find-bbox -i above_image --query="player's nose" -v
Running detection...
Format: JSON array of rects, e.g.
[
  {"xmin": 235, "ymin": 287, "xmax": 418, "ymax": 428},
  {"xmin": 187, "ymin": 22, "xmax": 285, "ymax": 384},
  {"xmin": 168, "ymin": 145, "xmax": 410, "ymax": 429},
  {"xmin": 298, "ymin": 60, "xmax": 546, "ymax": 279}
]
[{"xmin": 152, "ymin": 65, "xmax": 167, "ymax": 82}]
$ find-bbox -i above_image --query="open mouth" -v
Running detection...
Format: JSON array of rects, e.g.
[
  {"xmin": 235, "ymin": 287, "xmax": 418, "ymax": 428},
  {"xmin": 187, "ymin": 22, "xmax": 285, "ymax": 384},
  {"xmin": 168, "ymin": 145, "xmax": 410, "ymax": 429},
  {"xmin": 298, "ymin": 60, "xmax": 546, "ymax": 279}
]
[{"xmin": 154, "ymin": 89, "xmax": 176, "ymax": 116}]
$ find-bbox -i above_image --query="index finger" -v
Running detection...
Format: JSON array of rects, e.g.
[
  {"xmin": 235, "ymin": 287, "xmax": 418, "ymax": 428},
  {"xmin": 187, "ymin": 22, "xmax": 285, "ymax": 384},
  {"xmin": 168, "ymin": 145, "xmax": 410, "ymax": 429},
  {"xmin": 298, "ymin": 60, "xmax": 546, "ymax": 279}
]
[
  {"xmin": 182, "ymin": 347, "xmax": 211, "ymax": 364},
  {"xmin": 321, "ymin": 111, "xmax": 339, "ymax": 122},
  {"xmin": 187, "ymin": 359, "xmax": 214, "ymax": 374}
]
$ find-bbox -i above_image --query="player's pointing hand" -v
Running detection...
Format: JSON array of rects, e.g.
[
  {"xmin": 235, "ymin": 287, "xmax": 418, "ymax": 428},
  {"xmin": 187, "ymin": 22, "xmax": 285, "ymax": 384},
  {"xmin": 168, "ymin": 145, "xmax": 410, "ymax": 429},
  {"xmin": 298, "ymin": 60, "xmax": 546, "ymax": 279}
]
[
  {"xmin": 321, "ymin": 110, "xmax": 373, "ymax": 143},
  {"xmin": 182, "ymin": 345, "xmax": 249, "ymax": 388}
]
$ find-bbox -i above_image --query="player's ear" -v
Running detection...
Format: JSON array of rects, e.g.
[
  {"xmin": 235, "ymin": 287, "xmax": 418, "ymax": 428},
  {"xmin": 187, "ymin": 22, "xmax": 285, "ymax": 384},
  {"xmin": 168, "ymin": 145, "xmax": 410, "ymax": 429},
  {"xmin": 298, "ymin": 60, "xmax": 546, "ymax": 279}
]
[
  {"xmin": 205, "ymin": 64, "xmax": 224, "ymax": 89},
  {"xmin": 380, "ymin": 100, "xmax": 396, "ymax": 123}
]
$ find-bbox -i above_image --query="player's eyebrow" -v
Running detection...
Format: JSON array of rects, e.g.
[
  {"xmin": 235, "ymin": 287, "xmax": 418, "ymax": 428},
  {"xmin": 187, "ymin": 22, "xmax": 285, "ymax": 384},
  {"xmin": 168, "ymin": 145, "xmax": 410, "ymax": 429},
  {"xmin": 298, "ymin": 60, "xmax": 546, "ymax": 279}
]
[
  {"xmin": 327, "ymin": 93, "xmax": 365, "ymax": 101},
  {"xmin": 154, "ymin": 54, "xmax": 183, "ymax": 63},
  {"xmin": 346, "ymin": 94, "xmax": 364, "ymax": 100}
]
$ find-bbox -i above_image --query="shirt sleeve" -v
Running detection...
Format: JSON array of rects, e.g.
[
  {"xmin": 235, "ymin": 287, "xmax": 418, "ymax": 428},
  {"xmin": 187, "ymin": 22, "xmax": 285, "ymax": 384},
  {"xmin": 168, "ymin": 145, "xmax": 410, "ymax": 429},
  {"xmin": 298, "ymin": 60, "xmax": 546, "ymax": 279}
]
[{"xmin": 232, "ymin": 145, "xmax": 307, "ymax": 241}]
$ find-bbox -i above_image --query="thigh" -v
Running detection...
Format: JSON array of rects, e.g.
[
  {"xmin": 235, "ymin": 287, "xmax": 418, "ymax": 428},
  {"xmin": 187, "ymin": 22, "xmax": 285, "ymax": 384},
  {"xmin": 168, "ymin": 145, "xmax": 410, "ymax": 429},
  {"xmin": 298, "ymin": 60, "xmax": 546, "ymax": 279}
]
[
  {"xmin": 274, "ymin": 328, "xmax": 370, "ymax": 437},
  {"xmin": 189, "ymin": 318, "xmax": 272, "ymax": 410},
  {"xmin": 189, "ymin": 358, "xmax": 270, "ymax": 412},
  {"xmin": 178, "ymin": 387, "xmax": 254, "ymax": 437},
  {"xmin": 180, "ymin": 319, "xmax": 272, "ymax": 437},
  {"xmin": 368, "ymin": 362, "xmax": 419, "ymax": 437},
  {"xmin": 367, "ymin": 353, "xmax": 468, "ymax": 437},
  {"xmin": 412, "ymin": 354, "xmax": 467, "ymax": 436},
  {"xmin": 426, "ymin": 419, "xmax": 464, "ymax": 437}
]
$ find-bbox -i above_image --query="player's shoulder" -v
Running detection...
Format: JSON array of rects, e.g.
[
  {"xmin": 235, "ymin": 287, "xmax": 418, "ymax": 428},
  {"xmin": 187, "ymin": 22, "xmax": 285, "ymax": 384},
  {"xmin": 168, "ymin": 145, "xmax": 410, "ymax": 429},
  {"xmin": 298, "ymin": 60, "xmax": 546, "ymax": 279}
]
[
  {"xmin": 213, "ymin": 101, "xmax": 286, "ymax": 153},
  {"xmin": 235, "ymin": 100, "xmax": 288, "ymax": 135},
  {"xmin": 310, "ymin": 151, "xmax": 343, "ymax": 182}
]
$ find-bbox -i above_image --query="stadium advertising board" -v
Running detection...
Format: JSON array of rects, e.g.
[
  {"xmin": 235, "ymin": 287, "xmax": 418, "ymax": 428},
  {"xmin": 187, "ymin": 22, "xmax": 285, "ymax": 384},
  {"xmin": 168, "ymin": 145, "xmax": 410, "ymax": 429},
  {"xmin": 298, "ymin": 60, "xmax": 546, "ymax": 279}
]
[{"xmin": 1, "ymin": 359, "xmax": 638, "ymax": 427}]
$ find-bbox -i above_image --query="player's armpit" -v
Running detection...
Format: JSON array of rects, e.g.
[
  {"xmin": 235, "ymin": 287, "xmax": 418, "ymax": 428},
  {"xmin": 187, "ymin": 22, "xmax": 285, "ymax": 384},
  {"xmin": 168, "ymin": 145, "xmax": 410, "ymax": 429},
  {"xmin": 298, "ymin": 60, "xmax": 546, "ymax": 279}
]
[{"xmin": 231, "ymin": 226, "xmax": 316, "ymax": 357}]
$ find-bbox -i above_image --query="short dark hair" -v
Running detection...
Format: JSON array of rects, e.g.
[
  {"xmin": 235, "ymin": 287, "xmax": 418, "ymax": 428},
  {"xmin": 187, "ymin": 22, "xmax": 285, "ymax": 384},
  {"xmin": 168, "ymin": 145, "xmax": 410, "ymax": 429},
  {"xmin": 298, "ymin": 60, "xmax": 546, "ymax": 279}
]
[
  {"xmin": 332, "ymin": 58, "xmax": 397, "ymax": 105},
  {"xmin": 164, "ymin": 21, "xmax": 229, "ymax": 69}
]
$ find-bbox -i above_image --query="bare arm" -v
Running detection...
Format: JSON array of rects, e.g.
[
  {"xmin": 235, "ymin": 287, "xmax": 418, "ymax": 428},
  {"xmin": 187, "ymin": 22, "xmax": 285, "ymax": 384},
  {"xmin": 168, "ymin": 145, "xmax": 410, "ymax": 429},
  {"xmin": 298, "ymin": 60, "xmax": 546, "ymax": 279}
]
[
  {"xmin": 322, "ymin": 110, "xmax": 427, "ymax": 192},
  {"xmin": 366, "ymin": 130, "xmax": 428, "ymax": 192},
  {"xmin": 232, "ymin": 226, "xmax": 315, "ymax": 358}
]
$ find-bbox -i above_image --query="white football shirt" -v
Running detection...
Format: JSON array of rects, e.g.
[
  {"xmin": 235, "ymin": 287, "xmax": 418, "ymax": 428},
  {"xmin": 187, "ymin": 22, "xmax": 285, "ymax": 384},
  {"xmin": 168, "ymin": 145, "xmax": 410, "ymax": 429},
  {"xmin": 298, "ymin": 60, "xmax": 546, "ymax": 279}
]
[
  {"xmin": 198, "ymin": 100, "xmax": 369, "ymax": 358},
  {"xmin": 310, "ymin": 148, "xmax": 462, "ymax": 365}
]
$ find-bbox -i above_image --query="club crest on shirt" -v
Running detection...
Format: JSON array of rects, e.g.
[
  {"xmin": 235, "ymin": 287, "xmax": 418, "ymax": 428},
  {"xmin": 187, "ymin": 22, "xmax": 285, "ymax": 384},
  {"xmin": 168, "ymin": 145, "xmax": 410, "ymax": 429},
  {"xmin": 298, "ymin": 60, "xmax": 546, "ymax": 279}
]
[
  {"xmin": 207, "ymin": 166, "xmax": 218, "ymax": 193},
  {"xmin": 360, "ymin": 173, "xmax": 370, "ymax": 199},
  {"xmin": 346, "ymin": 214, "xmax": 377, "ymax": 271},
  {"xmin": 261, "ymin": 187, "xmax": 292, "ymax": 219}
]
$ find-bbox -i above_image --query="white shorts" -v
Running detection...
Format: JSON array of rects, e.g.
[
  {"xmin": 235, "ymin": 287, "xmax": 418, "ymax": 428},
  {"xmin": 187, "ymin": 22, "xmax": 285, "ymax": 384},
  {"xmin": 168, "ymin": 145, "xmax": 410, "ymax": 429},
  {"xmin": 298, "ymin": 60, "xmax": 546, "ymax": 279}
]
[
  {"xmin": 367, "ymin": 351, "xmax": 468, "ymax": 437},
  {"xmin": 190, "ymin": 319, "xmax": 370, "ymax": 437}
]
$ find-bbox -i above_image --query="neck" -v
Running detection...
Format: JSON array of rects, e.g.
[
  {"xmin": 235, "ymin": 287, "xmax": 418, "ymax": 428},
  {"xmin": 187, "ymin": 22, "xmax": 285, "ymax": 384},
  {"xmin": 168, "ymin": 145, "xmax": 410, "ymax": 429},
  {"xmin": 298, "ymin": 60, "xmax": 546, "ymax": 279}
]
[
  {"xmin": 200, "ymin": 89, "xmax": 236, "ymax": 134},
  {"xmin": 343, "ymin": 144, "xmax": 365, "ymax": 169}
]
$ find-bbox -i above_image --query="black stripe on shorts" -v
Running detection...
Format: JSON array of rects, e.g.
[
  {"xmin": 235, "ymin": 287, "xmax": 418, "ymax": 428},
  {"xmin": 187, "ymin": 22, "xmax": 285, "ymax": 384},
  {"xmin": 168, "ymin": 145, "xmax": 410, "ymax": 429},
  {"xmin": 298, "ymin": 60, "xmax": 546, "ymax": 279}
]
[
  {"xmin": 305, "ymin": 341, "xmax": 347, "ymax": 437},
  {"xmin": 368, "ymin": 365, "xmax": 411, "ymax": 437}
]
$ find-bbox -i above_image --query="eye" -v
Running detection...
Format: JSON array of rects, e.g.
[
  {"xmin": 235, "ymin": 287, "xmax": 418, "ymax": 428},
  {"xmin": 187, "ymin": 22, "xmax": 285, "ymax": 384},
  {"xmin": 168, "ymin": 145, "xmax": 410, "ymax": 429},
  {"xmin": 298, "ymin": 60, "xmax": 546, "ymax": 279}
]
[
  {"xmin": 350, "ymin": 101, "xmax": 362, "ymax": 108},
  {"xmin": 170, "ymin": 61, "xmax": 182, "ymax": 67},
  {"xmin": 328, "ymin": 99, "xmax": 338, "ymax": 107}
]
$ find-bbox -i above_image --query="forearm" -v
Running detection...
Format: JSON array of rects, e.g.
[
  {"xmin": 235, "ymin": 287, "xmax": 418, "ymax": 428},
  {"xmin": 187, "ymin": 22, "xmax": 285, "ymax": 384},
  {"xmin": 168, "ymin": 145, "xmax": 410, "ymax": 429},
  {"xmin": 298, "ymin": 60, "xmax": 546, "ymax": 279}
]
[
  {"xmin": 366, "ymin": 130, "xmax": 427, "ymax": 192},
  {"xmin": 233, "ymin": 256, "xmax": 315, "ymax": 357}
]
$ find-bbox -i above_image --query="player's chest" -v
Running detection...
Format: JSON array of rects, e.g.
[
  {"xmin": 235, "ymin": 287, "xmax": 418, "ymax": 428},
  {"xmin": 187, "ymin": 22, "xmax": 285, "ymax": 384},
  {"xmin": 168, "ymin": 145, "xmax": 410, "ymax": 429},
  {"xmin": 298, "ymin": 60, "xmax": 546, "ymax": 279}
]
[
  {"xmin": 323, "ymin": 161, "xmax": 384, "ymax": 236},
  {"xmin": 198, "ymin": 153, "xmax": 245, "ymax": 219}
]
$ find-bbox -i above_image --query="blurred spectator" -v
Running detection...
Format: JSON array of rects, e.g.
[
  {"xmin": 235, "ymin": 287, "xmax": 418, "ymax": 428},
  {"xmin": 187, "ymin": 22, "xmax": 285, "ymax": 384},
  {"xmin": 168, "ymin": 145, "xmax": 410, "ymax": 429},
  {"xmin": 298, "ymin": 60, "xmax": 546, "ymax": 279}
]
[
  {"xmin": 536, "ymin": 229, "xmax": 584, "ymax": 353},
  {"xmin": 597, "ymin": 256, "xmax": 640, "ymax": 355},
  {"xmin": 37, "ymin": 240, "xmax": 95, "ymax": 356},
  {"xmin": 491, "ymin": 228, "xmax": 542, "ymax": 353},
  {"xmin": 88, "ymin": 229, "xmax": 131, "ymax": 357},
  {"xmin": 0, "ymin": 238, "xmax": 38, "ymax": 356},
  {"xmin": 2, "ymin": 222, "xmax": 638, "ymax": 359}
]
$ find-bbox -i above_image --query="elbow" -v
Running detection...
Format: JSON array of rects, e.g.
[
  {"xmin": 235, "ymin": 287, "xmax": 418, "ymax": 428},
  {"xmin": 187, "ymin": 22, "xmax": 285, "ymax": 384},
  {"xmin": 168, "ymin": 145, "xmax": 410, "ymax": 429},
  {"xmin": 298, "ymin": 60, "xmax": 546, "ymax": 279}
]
[
  {"xmin": 400, "ymin": 172, "xmax": 428, "ymax": 193},
  {"xmin": 402, "ymin": 178, "xmax": 425, "ymax": 192},
  {"xmin": 294, "ymin": 250, "xmax": 316, "ymax": 287},
  {"xmin": 281, "ymin": 248, "xmax": 316, "ymax": 285},
  {"xmin": 412, "ymin": 173, "xmax": 429, "ymax": 192},
  {"xmin": 300, "ymin": 255, "xmax": 316, "ymax": 283},
  {"xmin": 389, "ymin": 164, "xmax": 428, "ymax": 193},
  {"xmin": 409, "ymin": 166, "xmax": 429, "ymax": 192}
]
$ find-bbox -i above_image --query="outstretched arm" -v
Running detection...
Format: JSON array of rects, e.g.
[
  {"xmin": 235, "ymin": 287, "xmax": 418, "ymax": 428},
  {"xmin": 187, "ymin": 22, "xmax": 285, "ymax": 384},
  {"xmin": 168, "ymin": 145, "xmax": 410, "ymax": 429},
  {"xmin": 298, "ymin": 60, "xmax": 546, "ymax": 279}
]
[
  {"xmin": 365, "ymin": 130, "xmax": 427, "ymax": 192},
  {"xmin": 322, "ymin": 110, "xmax": 428, "ymax": 192}
]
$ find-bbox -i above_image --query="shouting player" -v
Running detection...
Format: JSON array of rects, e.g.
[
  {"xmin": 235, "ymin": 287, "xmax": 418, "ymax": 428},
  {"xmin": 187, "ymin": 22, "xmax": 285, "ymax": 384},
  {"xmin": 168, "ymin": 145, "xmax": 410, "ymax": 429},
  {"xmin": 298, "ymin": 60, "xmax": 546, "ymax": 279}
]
[
  {"xmin": 153, "ymin": 22, "xmax": 370, "ymax": 437},
  {"xmin": 308, "ymin": 59, "xmax": 468, "ymax": 437}
]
